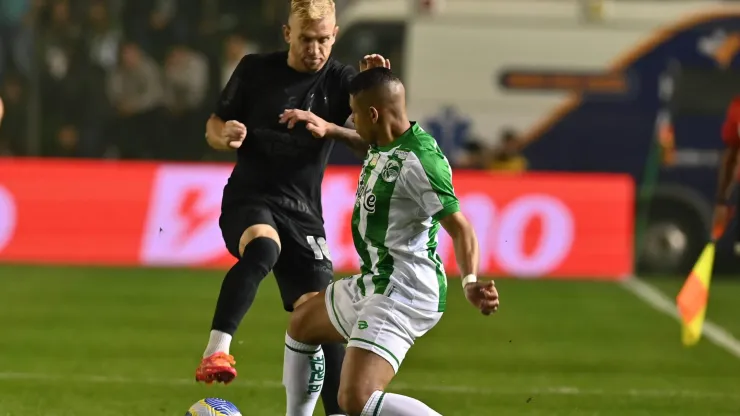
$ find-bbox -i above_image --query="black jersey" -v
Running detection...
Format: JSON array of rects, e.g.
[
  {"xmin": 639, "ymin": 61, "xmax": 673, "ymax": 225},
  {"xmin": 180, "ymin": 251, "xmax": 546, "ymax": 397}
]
[{"xmin": 215, "ymin": 51, "xmax": 356, "ymax": 220}]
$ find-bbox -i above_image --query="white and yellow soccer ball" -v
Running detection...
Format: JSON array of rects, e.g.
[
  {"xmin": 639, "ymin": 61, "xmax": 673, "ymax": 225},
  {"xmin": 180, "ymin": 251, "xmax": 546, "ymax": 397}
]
[{"xmin": 186, "ymin": 398, "xmax": 242, "ymax": 416}]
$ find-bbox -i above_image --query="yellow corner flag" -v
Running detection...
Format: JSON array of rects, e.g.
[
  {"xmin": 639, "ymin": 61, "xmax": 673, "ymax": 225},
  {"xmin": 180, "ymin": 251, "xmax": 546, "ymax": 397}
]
[{"xmin": 676, "ymin": 238, "xmax": 717, "ymax": 347}]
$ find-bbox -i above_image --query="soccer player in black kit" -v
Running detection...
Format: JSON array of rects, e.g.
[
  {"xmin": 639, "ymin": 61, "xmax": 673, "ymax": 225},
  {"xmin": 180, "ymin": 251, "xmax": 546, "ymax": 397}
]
[{"xmin": 195, "ymin": 1, "xmax": 389, "ymax": 415}]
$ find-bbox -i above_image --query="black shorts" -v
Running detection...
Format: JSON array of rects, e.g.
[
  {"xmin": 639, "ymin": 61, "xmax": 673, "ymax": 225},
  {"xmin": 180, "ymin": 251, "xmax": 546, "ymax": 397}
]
[{"xmin": 219, "ymin": 199, "xmax": 334, "ymax": 312}]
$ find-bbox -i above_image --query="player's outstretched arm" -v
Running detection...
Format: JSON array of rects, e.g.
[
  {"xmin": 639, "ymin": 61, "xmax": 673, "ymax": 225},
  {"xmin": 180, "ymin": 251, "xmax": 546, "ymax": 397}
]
[
  {"xmin": 441, "ymin": 212, "xmax": 499, "ymax": 315},
  {"xmin": 326, "ymin": 123, "xmax": 369, "ymax": 158},
  {"xmin": 279, "ymin": 109, "xmax": 369, "ymax": 158},
  {"xmin": 206, "ymin": 115, "xmax": 247, "ymax": 151}
]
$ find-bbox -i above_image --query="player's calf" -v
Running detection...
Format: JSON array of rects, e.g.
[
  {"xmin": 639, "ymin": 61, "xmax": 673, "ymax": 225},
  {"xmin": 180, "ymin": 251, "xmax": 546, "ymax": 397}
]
[
  {"xmin": 207, "ymin": 232, "xmax": 280, "ymax": 354},
  {"xmin": 283, "ymin": 289, "xmax": 345, "ymax": 416},
  {"xmin": 199, "ymin": 224, "xmax": 282, "ymax": 385},
  {"xmin": 337, "ymin": 347, "xmax": 394, "ymax": 415},
  {"xmin": 339, "ymin": 348, "xmax": 441, "ymax": 416},
  {"xmin": 291, "ymin": 292, "xmax": 347, "ymax": 416}
]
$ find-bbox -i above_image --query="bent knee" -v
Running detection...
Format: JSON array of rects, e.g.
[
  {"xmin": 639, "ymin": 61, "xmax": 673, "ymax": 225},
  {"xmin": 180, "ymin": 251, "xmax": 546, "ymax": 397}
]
[
  {"xmin": 238, "ymin": 224, "xmax": 280, "ymax": 257},
  {"xmin": 293, "ymin": 292, "xmax": 319, "ymax": 310},
  {"xmin": 338, "ymin": 386, "xmax": 376, "ymax": 416},
  {"xmin": 287, "ymin": 304, "xmax": 311, "ymax": 342},
  {"xmin": 287, "ymin": 292, "xmax": 328, "ymax": 344}
]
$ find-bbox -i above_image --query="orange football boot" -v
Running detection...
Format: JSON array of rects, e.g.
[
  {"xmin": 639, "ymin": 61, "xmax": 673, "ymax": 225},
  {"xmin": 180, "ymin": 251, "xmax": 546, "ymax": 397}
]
[{"xmin": 195, "ymin": 352, "xmax": 237, "ymax": 384}]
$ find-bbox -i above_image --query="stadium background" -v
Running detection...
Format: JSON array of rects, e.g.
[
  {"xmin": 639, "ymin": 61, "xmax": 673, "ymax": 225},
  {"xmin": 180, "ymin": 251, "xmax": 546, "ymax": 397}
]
[{"xmin": 1, "ymin": 0, "xmax": 740, "ymax": 415}]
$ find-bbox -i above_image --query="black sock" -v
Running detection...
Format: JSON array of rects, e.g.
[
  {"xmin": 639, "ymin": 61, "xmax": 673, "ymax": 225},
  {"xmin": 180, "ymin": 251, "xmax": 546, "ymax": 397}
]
[
  {"xmin": 320, "ymin": 342, "xmax": 346, "ymax": 415},
  {"xmin": 211, "ymin": 237, "xmax": 280, "ymax": 334}
]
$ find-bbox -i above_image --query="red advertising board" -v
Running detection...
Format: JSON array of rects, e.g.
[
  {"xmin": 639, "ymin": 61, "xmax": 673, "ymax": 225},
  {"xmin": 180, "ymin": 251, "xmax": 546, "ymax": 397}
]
[{"xmin": 0, "ymin": 159, "xmax": 634, "ymax": 279}]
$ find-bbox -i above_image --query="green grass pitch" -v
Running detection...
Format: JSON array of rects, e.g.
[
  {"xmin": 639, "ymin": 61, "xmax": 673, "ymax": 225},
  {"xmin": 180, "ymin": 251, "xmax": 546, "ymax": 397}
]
[{"xmin": 1, "ymin": 264, "xmax": 740, "ymax": 415}]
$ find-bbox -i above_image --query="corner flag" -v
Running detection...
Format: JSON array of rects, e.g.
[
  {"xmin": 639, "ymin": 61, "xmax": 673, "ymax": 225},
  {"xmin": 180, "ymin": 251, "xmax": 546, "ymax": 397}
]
[
  {"xmin": 675, "ymin": 220, "xmax": 728, "ymax": 347},
  {"xmin": 676, "ymin": 241, "xmax": 716, "ymax": 346}
]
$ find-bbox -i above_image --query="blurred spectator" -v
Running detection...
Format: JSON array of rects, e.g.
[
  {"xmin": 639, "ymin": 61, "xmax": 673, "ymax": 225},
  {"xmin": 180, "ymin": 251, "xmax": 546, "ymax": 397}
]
[
  {"xmin": 455, "ymin": 140, "xmax": 489, "ymax": 170},
  {"xmin": 0, "ymin": 73, "xmax": 26, "ymax": 155},
  {"xmin": 106, "ymin": 41, "xmax": 163, "ymax": 159},
  {"xmin": 41, "ymin": 1, "xmax": 112, "ymax": 158},
  {"xmin": 489, "ymin": 129, "xmax": 528, "ymax": 172},
  {"xmin": 0, "ymin": 0, "xmax": 35, "ymax": 81},
  {"xmin": 260, "ymin": 0, "xmax": 291, "ymax": 48},
  {"xmin": 84, "ymin": 0, "xmax": 122, "ymax": 71},
  {"xmin": 43, "ymin": 55, "xmax": 110, "ymax": 158},
  {"xmin": 221, "ymin": 33, "xmax": 259, "ymax": 88},
  {"xmin": 74, "ymin": 62, "xmax": 111, "ymax": 157},
  {"xmin": 1, "ymin": 0, "xmax": 337, "ymax": 160},
  {"xmin": 163, "ymin": 43, "xmax": 208, "ymax": 160},
  {"xmin": 41, "ymin": 0, "xmax": 82, "ymax": 83},
  {"xmin": 164, "ymin": 44, "xmax": 208, "ymax": 112},
  {"xmin": 122, "ymin": 0, "xmax": 179, "ymax": 61},
  {"xmin": 195, "ymin": 0, "xmax": 221, "ymax": 40}
]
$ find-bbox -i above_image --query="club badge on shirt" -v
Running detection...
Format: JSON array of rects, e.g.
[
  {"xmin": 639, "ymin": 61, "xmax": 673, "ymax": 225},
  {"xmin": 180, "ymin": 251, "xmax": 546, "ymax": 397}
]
[{"xmin": 381, "ymin": 160, "xmax": 401, "ymax": 183}]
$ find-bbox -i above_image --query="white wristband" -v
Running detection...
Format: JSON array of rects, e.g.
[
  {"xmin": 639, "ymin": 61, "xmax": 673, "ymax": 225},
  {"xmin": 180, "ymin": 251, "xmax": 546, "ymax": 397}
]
[{"xmin": 461, "ymin": 274, "xmax": 477, "ymax": 288}]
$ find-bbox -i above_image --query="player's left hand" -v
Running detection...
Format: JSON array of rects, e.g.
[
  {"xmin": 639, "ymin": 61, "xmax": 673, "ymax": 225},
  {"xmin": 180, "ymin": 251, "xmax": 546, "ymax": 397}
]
[
  {"xmin": 464, "ymin": 280, "xmax": 499, "ymax": 316},
  {"xmin": 279, "ymin": 109, "xmax": 331, "ymax": 138},
  {"xmin": 360, "ymin": 54, "xmax": 391, "ymax": 72}
]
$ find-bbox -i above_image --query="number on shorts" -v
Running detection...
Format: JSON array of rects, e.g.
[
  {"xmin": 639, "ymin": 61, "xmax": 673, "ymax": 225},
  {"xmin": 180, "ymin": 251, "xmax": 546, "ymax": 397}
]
[{"xmin": 307, "ymin": 236, "xmax": 332, "ymax": 261}]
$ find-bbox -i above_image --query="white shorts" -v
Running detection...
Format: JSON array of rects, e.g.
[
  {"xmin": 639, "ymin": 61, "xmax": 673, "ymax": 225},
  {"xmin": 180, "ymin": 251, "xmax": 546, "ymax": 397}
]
[{"xmin": 324, "ymin": 276, "xmax": 443, "ymax": 373}]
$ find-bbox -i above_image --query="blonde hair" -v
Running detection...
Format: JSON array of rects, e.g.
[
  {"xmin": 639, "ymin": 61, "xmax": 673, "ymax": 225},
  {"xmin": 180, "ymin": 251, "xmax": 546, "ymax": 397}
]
[{"xmin": 290, "ymin": 0, "xmax": 335, "ymax": 21}]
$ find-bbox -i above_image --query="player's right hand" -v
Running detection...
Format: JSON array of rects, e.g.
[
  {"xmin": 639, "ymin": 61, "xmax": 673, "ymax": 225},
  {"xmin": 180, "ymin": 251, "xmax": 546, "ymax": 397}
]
[
  {"xmin": 223, "ymin": 120, "xmax": 247, "ymax": 149},
  {"xmin": 464, "ymin": 280, "xmax": 499, "ymax": 316}
]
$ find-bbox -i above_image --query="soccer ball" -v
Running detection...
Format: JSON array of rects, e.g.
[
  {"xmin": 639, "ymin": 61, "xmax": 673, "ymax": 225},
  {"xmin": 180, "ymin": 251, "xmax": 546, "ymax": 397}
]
[{"xmin": 186, "ymin": 398, "xmax": 242, "ymax": 416}]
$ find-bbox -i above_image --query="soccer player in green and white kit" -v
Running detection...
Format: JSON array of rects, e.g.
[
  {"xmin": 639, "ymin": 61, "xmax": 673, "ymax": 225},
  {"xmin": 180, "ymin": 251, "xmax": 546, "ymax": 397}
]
[{"xmin": 281, "ymin": 67, "xmax": 500, "ymax": 416}]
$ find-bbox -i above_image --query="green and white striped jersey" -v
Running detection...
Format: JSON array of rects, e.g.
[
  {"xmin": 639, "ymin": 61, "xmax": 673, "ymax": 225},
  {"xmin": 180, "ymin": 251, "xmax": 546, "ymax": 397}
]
[{"xmin": 352, "ymin": 122, "xmax": 460, "ymax": 312}]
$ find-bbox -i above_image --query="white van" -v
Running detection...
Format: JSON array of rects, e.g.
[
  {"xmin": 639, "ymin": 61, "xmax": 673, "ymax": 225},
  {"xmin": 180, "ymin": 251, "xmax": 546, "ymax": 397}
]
[{"xmin": 333, "ymin": 0, "xmax": 728, "ymax": 149}]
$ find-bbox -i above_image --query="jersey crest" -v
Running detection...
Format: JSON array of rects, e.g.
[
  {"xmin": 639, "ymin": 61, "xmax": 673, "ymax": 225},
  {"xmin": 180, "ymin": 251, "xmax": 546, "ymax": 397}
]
[{"xmin": 380, "ymin": 159, "xmax": 401, "ymax": 182}]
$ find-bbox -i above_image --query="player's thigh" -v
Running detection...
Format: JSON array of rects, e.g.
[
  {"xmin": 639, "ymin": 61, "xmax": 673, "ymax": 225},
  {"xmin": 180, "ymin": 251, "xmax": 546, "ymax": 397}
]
[
  {"xmin": 288, "ymin": 286, "xmax": 346, "ymax": 345},
  {"xmin": 348, "ymin": 295, "xmax": 442, "ymax": 374},
  {"xmin": 272, "ymin": 222, "xmax": 334, "ymax": 312},
  {"xmin": 289, "ymin": 276, "xmax": 365, "ymax": 346},
  {"xmin": 219, "ymin": 201, "xmax": 280, "ymax": 258}
]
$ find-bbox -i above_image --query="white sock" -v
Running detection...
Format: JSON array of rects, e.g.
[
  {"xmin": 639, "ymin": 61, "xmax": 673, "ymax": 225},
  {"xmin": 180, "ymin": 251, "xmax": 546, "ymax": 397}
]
[
  {"xmin": 203, "ymin": 330, "xmax": 232, "ymax": 358},
  {"xmin": 361, "ymin": 390, "xmax": 442, "ymax": 416},
  {"xmin": 283, "ymin": 333, "xmax": 325, "ymax": 416}
]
